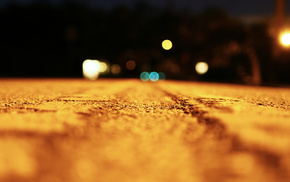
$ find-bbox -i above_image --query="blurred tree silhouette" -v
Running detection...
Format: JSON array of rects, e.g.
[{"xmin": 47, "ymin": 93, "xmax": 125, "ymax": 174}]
[{"xmin": 0, "ymin": 2, "xmax": 285, "ymax": 84}]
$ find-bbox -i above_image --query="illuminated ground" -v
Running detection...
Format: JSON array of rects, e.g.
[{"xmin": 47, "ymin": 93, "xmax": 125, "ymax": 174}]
[{"xmin": 0, "ymin": 79, "xmax": 289, "ymax": 182}]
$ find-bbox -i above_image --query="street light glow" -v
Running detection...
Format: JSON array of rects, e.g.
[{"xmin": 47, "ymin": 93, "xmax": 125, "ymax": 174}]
[
  {"xmin": 195, "ymin": 62, "xmax": 209, "ymax": 75},
  {"xmin": 162, "ymin": 39, "xmax": 173, "ymax": 50},
  {"xmin": 281, "ymin": 33, "xmax": 290, "ymax": 46}
]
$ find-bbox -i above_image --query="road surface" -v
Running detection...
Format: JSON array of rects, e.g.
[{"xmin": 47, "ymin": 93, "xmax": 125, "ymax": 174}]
[{"xmin": 0, "ymin": 79, "xmax": 289, "ymax": 182}]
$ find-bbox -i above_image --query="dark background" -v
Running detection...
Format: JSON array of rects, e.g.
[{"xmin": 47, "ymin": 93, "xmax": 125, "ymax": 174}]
[{"xmin": 0, "ymin": 0, "xmax": 289, "ymax": 85}]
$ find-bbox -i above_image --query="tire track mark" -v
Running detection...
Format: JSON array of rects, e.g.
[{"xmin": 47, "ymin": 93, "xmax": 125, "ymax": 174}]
[{"xmin": 160, "ymin": 88, "xmax": 290, "ymax": 181}]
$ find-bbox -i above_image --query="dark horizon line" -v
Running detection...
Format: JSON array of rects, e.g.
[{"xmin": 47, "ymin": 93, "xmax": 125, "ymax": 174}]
[{"xmin": 0, "ymin": 0, "xmax": 279, "ymax": 18}]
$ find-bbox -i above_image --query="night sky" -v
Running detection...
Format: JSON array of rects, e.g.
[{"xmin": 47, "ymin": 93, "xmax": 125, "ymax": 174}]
[
  {"xmin": 1, "ymin": 0, "xmax": 290, "ymax": 83},
  {"xmin": 0, "ymin": 0, "xmax": 289, "ymax": 17}
]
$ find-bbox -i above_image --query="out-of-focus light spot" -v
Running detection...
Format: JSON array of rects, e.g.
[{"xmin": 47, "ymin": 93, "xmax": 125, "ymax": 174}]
[
  {"xmin": 195, "ymin": 62, "xmax": 209, "ymax": 75},
  {"xmin": 140, "ymin": 72, "xmax": 149, "ymax": 81},
  {"xmin": 149, "ymin": 71, "xmax": 159, "ymax": 82},
  {"xmin": 281, "ymin": 33, "xmax": 290, "ymax": 46},
  {"xmin": 83, "ymin": 59, "xmax": 100, "ymax": 80},
  {"xmin": 229, "ymin": 41, "xmax": 239, "ymax": 52},
  {"xmin": 162, "ymin": 39, "xmax": 173, "ymax": 50},
  {"xmin": 99, "ymin": 62, "xmax": 108, "ymax": 73},
  {"xmin": 158, "ymin": 72, "xmax": 166, "ymax": 80},
  {"xmin": 111, "ymin": 64, "xmax": 121, "ymax": 75},
  {"xmin": 126, "ymin": 60, "xmax": 136, "ymax": 70}
]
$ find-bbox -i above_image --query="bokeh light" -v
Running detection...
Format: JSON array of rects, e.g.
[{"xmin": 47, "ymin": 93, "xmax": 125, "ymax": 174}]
[
  {"xmin": 99, "ymin": 62, "xmax": 108, "ymax": 73},
  {"xmin": 149, "ymin": 72, "xmax": 159, "ymax": 82},
  {"xmin": 111, "ymin": 64, "xmax": 121, "ymax": 75},
  {"xmin": 195, "ymin": 62, "xmax": 209, "ymax": 75},
  {"xmin": 162, "ymin": 39, "xmax": 173, "ymax": 50},
  {"xmin": 140, "ymin": 72, "xmax": 150, "ymax": 81},
  {"xmin": 82, "ymin": 59, "xmax": 100, "ymax": 80},
  {"xmin": 281, "ymin": 33, "xmax": 290, "ymax": 46},
  {"xmin": 158, "ymin": 72, "xmax": 166, "ymax": 80},
  {"xmin": 126, "ymin": 60, "xmax": 136, "ymax": 70}
]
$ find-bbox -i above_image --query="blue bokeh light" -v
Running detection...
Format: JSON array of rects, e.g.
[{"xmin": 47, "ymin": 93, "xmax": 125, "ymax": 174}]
[
  {"xmin": 140, "ymin": 72, "xmax": 150, "ymax": 81},
  {"xmin": 149, "ymin": 72, "xmax": 159, "ymax": 82},
  {"xmin": 158, "ymin": 72, "xmax": 165, "ymax": 80}
]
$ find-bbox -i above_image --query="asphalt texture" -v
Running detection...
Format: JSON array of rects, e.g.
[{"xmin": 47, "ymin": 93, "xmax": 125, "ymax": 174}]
[{"xmin": 0, "ymin": 79, "xmax": 290, "ymax": 182}]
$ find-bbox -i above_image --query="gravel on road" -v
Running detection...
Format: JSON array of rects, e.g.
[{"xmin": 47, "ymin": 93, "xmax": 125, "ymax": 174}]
[{"xmin": 0, "ymin": 79, "xmax": 289, "ymax": 182}]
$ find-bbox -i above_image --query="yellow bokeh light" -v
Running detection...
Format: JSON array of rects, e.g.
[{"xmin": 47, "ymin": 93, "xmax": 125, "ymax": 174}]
[
  {"xmin": 195, "ymin": 62, "xmax": 209, "ymax": 75},
  {"xmin": 162, "ymin": 39, "xmax": 173, "ymax": 50},
  {"xmin": 99, "ymin": 62, "xmax": 108, "ymax": 73},
  {"xmin": 111, "ymin": 64, "xmax": 121, "ymax": 75},
  {"xmin": 280, "ymin": 33, "xmax": 290, "ymax": 46},
  {"xmin": 82, "ymin": 59, "xmax": 100, "ymax": 80}
]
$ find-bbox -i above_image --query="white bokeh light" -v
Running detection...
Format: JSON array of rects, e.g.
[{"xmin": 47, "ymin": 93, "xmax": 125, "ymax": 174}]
[
  {"xmin": 281, "ymin": 33, "xmax": 290, "ymax": 46},
  {"xmin": 83, "ymin": 59, "xmax": 101, "ymax": 80},
  {"xmin": 195, "ymin": 62, "xmax": 209, "ymax": 75}
]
